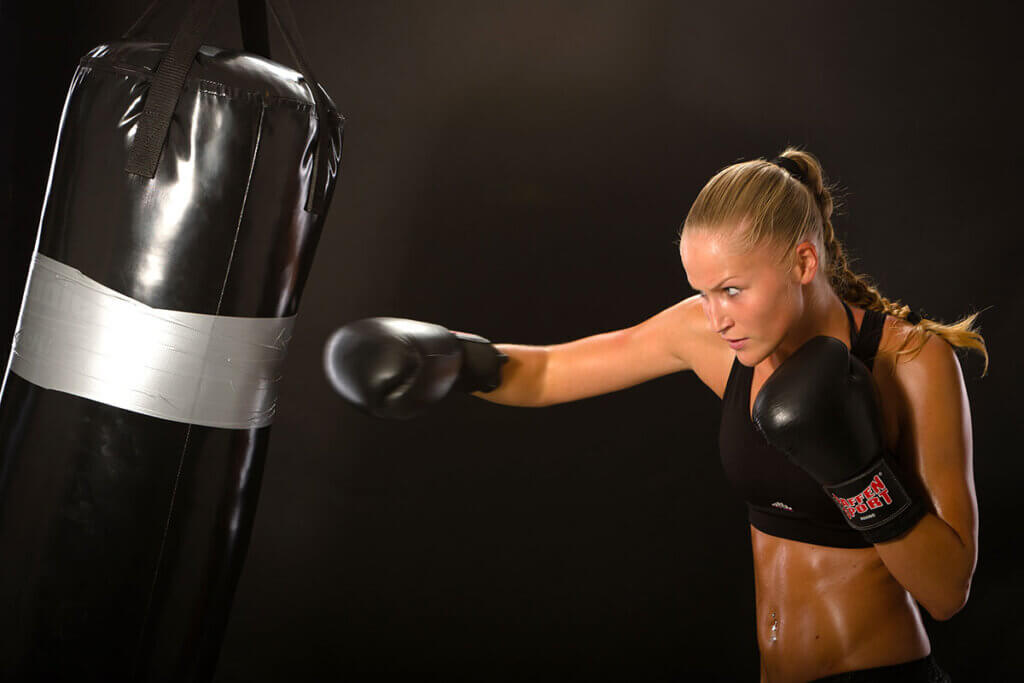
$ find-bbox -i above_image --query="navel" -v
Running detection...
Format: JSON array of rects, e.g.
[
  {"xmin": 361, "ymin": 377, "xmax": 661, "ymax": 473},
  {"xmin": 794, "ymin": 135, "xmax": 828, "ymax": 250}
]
[{"xmin": 767, "ymin": 608, "xmax": 779, "ymax": 644}]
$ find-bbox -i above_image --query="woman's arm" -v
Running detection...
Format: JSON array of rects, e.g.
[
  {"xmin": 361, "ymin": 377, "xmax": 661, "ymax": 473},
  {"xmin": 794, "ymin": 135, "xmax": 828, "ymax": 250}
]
[
  {"xmin": 472, "ymin": 295, "xmax": 712, "ymax": 407},
  {"xmin": 872, "ymin": 333, "xmax": 979, "ymax": 621},
  {"xmin": 469, "ymin": 343, "xmax": 549, "ymax": 407}
]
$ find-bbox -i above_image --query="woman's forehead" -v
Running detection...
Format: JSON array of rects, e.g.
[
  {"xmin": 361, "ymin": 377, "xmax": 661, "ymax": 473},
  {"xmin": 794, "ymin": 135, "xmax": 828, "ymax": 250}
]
[
  {"xmin": 680, "ymin": 232, "xmax": 781, "ymax": 287},
  {"xmin": 681, "ymin": 231, "xmax": 755, "ymax": 267}
]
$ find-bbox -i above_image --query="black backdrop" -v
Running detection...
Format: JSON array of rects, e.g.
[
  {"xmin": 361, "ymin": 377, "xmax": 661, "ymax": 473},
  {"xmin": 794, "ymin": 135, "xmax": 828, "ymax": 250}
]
[{"xmin": 1, "ymin": 1, "xmax": 1020, "ymax": 680}]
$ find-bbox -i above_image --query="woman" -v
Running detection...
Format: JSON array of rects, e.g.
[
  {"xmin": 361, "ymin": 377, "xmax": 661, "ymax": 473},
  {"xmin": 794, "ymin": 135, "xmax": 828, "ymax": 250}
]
[{"xmin": 324, "ymin": 148, "xmax": 986, "ymax": 682}]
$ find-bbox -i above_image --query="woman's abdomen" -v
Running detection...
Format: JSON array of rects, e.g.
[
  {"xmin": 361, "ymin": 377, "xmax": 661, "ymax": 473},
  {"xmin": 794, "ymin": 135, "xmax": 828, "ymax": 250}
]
[{"xmin": 751, "ymin": 525, "xmax": 930, "ymax": 682}]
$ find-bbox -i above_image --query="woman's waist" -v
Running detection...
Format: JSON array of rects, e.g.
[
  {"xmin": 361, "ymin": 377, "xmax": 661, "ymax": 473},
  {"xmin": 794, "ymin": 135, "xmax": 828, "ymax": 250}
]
[
  {"xmin": 756, "ymin": 603, "xmax": 930, "ymax": 683},
  {"xmin": 754, "ymin": 582, "xmax": 928, "ymax": 650},
  {"xmin": 752, "ymin": 527, "xmax": 930, "ymax": 679}
]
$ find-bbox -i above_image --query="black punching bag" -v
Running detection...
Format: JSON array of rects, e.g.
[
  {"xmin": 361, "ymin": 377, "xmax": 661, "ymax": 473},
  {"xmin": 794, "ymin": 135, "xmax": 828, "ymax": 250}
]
[{"xmin": 0, "ymin": 0, "xmax": 343, "ymax": 680}]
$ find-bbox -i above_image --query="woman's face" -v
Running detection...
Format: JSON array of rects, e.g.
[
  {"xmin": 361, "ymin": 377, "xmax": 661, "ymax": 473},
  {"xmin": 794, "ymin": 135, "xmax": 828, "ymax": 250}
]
[{"xmin": 679, "ymin": 229, "xmax": 801, "ymax": 364}]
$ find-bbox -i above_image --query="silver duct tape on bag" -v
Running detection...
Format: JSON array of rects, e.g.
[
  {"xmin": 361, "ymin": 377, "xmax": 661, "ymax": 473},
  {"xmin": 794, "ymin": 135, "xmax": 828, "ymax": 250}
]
[{"xmin": 9, "ymin": 253, "xmax": 295, "ymax": 429}]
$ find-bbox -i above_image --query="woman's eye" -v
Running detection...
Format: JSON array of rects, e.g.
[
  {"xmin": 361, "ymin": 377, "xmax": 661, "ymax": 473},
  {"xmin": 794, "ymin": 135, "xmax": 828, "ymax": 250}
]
[{"xmin": 696, "ymin": 288, "xmax": 740, "ymax": 298}]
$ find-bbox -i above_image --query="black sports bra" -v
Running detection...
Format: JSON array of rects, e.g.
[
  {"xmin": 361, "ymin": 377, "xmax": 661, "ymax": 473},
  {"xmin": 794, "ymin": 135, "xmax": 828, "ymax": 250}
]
[{"xmin": 718, "ymin": 301, "xmax": 886, "ymax": 548}]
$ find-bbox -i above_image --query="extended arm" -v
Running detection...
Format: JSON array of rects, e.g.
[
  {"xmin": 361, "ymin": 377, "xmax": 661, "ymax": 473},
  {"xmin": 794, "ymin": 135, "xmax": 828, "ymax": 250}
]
[
  {"xmin": 325, "ymin": 295, "xmax": 711, "ymax": 415},
  {"xmin": 475, "ymin": 295, "xmax": 707, "ymax": 407}
]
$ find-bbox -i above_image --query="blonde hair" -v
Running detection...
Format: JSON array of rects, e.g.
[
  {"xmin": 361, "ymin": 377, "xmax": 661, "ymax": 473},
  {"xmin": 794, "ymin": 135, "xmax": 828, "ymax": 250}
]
[{"xmin": 678, "ymin": 146, "xmax": 989, "ymax": 376}]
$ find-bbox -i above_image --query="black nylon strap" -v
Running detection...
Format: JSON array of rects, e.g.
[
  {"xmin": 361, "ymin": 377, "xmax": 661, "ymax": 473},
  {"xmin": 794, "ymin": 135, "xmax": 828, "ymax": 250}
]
[
  {"xmin": 238, "ymin": 0, "xmax": 270, "ymax": 58},
  {"xmin": 122, "ymin": 0, "xmax": 335, "ymax": 214},
  {"xmin": 125, "ymin": 0, "xmax": 222, "ymax": 178}
]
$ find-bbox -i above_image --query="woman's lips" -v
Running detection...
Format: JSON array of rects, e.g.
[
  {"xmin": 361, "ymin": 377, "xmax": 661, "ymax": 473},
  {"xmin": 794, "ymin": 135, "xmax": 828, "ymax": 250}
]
[{"xmin": 727, "ymin": 338, "xmax": 747, "ymax": 350}]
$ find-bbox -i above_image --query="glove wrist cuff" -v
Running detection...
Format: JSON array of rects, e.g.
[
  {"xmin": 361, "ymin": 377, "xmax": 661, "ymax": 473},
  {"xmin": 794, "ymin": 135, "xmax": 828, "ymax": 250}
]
[
  {"xmin": 823, "ymin": 454, "xmax": 926, "ymax": 544},
  {"xmin": 451, "ymin": 332, "xmax": 508, "ymax": 393}
]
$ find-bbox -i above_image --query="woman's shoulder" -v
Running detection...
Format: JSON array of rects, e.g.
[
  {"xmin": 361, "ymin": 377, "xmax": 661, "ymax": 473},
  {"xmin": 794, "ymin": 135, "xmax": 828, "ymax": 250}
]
[
  {"xmin": 669, "ymin": 295, "xmax": 736, "ymax": 399},
  {"xmin": 871, "ymin": 307, "xmax": 963, "ymax": 439},
  {"xmin": 874, "ymin": 309, "xmax": 933, "ymax": 368}
]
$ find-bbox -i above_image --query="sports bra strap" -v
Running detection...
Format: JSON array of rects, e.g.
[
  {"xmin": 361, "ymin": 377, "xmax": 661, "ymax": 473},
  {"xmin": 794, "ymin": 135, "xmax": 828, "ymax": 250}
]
[
  {"xmin": 842, "ymin": 299, "xmax": 885, "ymax": 371},
  {"xmin": 841, "ymin": 299, "xmax": 858, "ymax": 348}
]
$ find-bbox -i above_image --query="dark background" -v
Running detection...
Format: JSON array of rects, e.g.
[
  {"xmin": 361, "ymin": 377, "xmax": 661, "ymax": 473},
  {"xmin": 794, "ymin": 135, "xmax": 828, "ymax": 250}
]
[{"xmin": 1, "ymin": 1, "xmax": 1019, "ymax": 680}]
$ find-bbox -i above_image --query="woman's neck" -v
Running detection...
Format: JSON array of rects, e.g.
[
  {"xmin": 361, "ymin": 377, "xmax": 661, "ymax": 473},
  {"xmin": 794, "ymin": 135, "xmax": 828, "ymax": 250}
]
[{"xmin": 764, "ymin": 284, "xmax": 849, "ymax": 373}]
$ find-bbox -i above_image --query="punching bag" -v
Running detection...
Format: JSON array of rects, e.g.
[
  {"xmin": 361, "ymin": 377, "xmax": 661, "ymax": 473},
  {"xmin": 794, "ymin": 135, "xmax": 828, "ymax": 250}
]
[{"xmin": 0, "ymin": 0, "xmax": 343, "ymax": 680}]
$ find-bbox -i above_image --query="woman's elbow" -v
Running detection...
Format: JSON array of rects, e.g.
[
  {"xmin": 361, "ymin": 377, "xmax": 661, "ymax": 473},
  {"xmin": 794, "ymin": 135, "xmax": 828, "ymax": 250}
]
[{"xmin": 926, "ymin": 584, "xmax": 971, "ymax": 622}]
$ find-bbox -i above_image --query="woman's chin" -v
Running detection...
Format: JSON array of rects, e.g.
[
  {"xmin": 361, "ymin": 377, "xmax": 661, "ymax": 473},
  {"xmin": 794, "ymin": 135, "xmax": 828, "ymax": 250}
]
[{"xmin": 733, "ymin": 343, "xmax": 762, "ymax": 366}]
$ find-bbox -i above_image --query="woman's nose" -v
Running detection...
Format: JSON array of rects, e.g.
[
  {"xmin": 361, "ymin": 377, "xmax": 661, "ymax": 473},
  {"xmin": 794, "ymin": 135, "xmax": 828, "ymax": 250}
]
[{"xmin": 705, "ymin": 302, "xmax": 730, "ymax": 334}]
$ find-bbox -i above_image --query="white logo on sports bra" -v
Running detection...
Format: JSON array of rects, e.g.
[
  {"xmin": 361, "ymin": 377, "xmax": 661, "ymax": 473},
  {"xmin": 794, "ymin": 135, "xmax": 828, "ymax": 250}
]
[{"xmin": 772, "ymin": 501, "xmax": 794, "ymax": 511}]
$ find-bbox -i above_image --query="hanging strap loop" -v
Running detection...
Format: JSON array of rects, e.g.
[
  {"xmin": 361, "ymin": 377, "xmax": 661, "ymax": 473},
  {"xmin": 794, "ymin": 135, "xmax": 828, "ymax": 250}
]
[{"xmin": 122, "ymin": 0, "xmax": 336, "ymax": 215}]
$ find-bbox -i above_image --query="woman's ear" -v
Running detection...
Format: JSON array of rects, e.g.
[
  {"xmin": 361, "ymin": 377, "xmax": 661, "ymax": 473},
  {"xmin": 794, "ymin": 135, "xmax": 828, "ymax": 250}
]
[{"xmin": 792, "ymin": 240, "xmax": 820, "ymax": 285}]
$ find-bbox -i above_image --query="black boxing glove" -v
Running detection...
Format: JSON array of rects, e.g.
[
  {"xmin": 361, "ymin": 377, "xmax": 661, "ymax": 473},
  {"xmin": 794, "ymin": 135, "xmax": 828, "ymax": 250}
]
[
  {"xmin": 752, "ymin": 336, "xmax": 926, "ymax": 543},
  {"xmin": 323, "ymin": 317, "xmax": 508, "ymax": 419}
]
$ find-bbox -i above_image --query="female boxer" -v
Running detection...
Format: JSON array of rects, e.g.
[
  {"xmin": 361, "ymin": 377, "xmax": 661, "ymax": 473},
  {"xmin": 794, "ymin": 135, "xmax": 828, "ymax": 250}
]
[{"xmin": 324, "ymin": 148, "xmax": 985, "ymax": 682}]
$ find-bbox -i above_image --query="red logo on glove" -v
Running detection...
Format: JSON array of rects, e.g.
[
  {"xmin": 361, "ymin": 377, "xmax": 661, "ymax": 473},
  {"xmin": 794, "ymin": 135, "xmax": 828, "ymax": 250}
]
[{"xmin": 832, "ymin": 474, "xmax": 893, "ymax": 520}]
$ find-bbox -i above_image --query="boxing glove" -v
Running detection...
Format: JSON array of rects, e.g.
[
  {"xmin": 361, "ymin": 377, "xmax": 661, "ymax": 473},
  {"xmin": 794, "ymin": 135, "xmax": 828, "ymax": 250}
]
[
  {"xmin": 751, "ymin": 336, "xmax": 925, "ymax": 543},
  {"xmin": 323, "ymin": 317, "xmax": 508, "ymax": 419}
]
